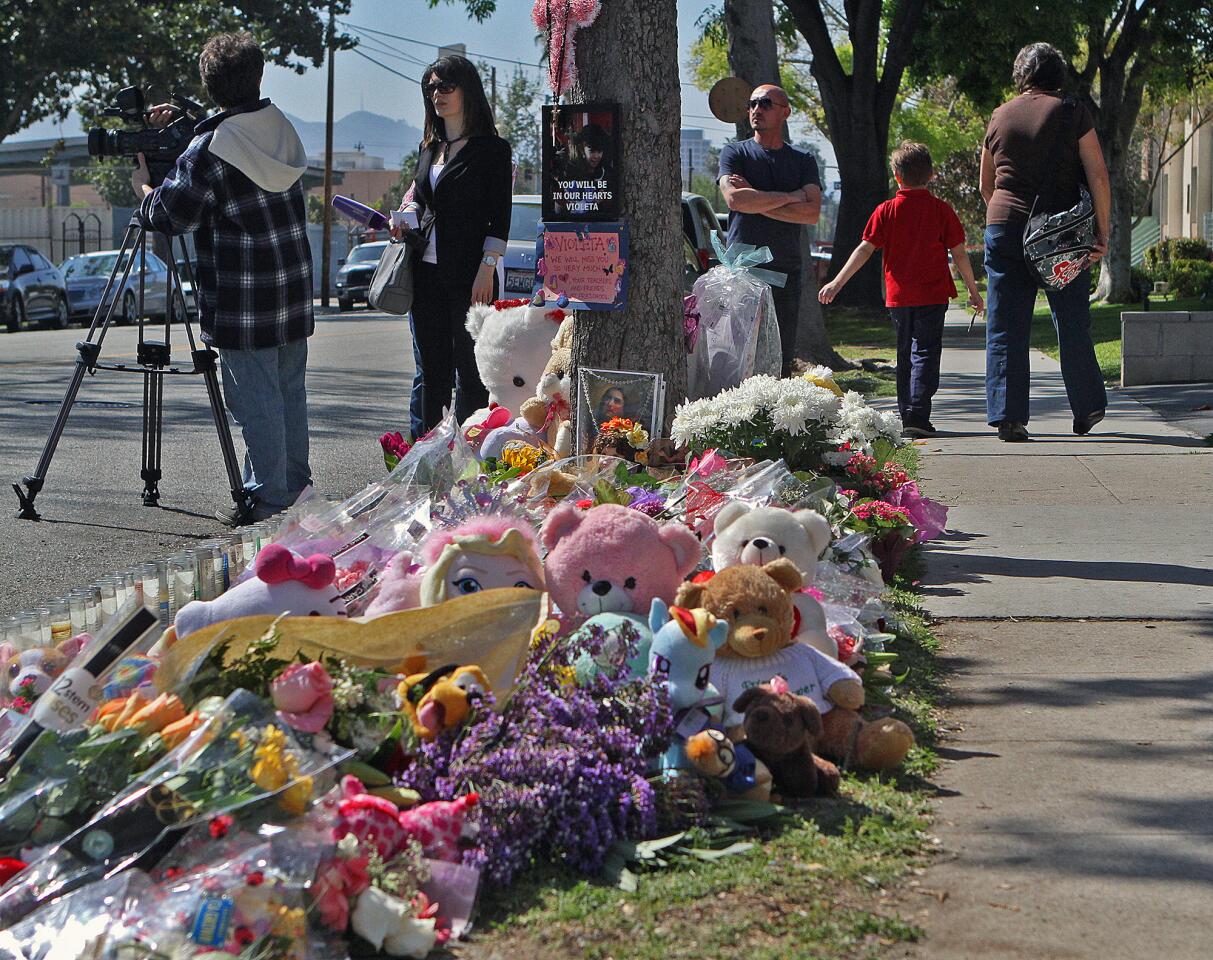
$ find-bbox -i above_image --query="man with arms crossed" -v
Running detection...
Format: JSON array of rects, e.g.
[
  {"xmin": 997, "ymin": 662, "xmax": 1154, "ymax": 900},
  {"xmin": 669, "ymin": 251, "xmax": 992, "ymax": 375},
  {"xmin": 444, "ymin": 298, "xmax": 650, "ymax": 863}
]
[{"xmin": 718, "ymin": 84, "xmax": 822, "ymax": 377}]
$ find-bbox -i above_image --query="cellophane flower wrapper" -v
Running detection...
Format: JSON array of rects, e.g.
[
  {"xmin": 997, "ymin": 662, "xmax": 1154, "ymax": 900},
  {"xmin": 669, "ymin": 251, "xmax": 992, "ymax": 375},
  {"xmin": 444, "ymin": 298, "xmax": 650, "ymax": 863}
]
[
  {"xmin": 686, "ymin": 261, "xmax": 782, "ymax": 401},
  {"xmin": 0, "ymin": 870, "xmax": 147, "ymax": 960},
  {"xmin": 514, "ymin": 453, "xmax": 637, "ymax": 507},
  {"xmin": 0, "ymin": 690, "xmax": 349, "ymax": 928}
]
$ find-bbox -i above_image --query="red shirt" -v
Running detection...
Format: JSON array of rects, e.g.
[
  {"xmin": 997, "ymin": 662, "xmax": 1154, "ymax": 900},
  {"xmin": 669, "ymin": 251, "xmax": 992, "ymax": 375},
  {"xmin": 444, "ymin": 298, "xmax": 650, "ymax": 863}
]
[{"xmin": 862, "ymin": 189, "xmax": 966, "ymax": 307}]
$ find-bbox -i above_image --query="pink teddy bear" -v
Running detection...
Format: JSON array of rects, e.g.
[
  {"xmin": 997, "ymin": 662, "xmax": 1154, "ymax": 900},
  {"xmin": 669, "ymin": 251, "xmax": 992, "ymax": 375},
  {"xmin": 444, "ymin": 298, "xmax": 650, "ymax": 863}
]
[{"xmin": 540, "ymin": 503, "xmax": 701, "ymax": 619}]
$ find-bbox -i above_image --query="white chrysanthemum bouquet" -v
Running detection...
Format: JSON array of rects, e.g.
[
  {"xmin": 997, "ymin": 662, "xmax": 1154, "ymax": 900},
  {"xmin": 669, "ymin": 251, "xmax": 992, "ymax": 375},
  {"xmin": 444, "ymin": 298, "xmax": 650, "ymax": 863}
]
[{"xmin": 672, "ymin": 371, "xmax": 902, "ymax": 473}]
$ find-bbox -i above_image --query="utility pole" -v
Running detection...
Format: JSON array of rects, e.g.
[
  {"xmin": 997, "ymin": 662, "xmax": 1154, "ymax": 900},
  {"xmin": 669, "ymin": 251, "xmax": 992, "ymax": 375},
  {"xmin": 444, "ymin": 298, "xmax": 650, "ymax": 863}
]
[
  {"xmin": 491, "ymin": 66, "xmax": 497, "ymax": 115},
  {"xmin": 321, "ymin": 1, "xmax": 335, "ymax": 308}
]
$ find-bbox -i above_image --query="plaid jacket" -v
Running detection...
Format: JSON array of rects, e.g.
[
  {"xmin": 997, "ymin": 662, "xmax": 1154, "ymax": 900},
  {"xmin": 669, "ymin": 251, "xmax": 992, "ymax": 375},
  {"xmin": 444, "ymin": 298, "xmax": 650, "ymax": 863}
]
[{"xmin": 138, "ymin": 107, "xmax": 313, "ymax": 350}]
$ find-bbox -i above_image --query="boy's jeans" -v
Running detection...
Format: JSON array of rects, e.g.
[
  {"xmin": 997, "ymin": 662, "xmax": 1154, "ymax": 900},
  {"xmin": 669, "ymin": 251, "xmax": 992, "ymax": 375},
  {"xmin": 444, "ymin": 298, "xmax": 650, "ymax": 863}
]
[
  {"xmin": 219, "ymin": 338, "xmax": 312, "ymax": 515},
  {"xmin": 888, "ymin": 303, "xmax": 947, "ymax": 425}
]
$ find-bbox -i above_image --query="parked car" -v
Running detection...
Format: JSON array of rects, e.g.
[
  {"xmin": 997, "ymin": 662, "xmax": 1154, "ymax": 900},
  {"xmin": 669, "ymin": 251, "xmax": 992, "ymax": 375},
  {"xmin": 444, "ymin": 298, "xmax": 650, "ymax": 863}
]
[
  {"xmin": 335, "ymin": 240, "xmax": 390, "ymax": 310},
  {"xmin": 59, "ymin": 249, "xmax": 186, "ymax": 325},
  {"xmin": 716, "ymin": 212, "xmax": 728, "ymax": 234},
  {"xmin": 683, "ymin": 192, "xmax": 723, "ymax": 272},
  {"xmin": 682, "ymin": 234, "xmax": 708, "ymax": 296},
  {"xmin": 1, "ymin": 244, "xmax": 70, "ymax": 332},
  {"xmin": 503, "ymin": 193, "xmax": 723, "ymax": 299},
  {"xmin": 174, "ymin": 258, "xmax": 200, "ymax": 318}
]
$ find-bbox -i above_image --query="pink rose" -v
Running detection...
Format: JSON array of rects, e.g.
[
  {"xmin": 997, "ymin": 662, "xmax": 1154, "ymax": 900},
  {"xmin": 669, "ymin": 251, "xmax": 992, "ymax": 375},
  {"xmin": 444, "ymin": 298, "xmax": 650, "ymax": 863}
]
[
  {"xmin": 313, "ymin": 853, "xmax": 371, "ymax": 931},
  {"xmin": 271, "ymin": 662, "xmax": 334, "ymax": 734}
]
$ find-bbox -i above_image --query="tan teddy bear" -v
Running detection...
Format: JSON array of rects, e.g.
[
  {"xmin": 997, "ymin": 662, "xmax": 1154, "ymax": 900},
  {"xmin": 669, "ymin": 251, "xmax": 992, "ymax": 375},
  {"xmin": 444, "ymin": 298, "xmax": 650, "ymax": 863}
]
[
  {"xmin": 675, "ymin": 558, "xmax": 914, "ymax": 772},
  {"xmin": 519, "ymin": 314, "xmax": 574, "ymax": 457}
]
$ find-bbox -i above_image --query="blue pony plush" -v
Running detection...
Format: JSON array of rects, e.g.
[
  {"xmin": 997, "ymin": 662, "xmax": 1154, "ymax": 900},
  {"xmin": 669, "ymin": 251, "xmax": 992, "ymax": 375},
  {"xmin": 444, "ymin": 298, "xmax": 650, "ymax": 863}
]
[{"xmin": 648, "ymin": 597, "xmax": 729, "ymax": 770}]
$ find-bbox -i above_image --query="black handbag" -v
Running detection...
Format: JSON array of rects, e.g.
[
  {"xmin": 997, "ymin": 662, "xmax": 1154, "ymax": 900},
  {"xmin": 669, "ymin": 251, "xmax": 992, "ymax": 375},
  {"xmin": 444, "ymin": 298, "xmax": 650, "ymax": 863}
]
[{"xmin": 1022, "ymin": 97, "xmax": 1096, "ymax": 291}]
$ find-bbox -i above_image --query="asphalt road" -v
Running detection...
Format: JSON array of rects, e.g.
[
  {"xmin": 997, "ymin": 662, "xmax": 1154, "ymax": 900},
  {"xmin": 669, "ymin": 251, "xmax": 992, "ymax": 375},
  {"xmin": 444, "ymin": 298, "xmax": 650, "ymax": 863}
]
[{"xmin": 0, "ymin": 305, "xmax": 414, "ymax": 620}]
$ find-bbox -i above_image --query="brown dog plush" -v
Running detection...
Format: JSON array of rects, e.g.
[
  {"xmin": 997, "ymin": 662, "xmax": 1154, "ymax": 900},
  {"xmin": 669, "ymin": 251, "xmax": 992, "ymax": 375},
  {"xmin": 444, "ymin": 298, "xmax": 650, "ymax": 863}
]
[
  {"xmin": 676, "ymin": 558, "xmax": 914, "ymax": 772},
  {"xmin": 732, "ymin": 684, "xmax": 840, "ymax": 799}
]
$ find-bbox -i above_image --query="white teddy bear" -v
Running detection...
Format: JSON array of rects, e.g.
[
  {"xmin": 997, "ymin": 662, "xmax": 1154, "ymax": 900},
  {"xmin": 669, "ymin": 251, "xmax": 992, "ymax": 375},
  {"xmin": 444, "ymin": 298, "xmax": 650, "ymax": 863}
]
[
  {"xmin": 464, "ymin": 299, "xmax": 566, "ymax": 416},
  {"xmin": 710, "ymin": 501, "xmax": 837, "ymax": 660}
]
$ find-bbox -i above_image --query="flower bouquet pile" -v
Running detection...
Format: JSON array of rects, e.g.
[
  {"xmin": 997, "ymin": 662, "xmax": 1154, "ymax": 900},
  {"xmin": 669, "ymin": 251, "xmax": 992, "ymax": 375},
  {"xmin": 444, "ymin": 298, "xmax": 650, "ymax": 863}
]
[
  {"xmin": 847, "ymin": 499, "xmax": 917, "ymax": 583},
  {"xmin": 672, "ymin": 375, "xmax": 902, "ymax": 474}
]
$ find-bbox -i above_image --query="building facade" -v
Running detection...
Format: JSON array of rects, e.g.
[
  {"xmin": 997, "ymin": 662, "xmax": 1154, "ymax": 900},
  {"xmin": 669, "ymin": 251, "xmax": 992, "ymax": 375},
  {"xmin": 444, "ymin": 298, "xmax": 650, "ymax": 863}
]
[{"xmin": 1150, "ymin": 107, "xmax": 1213, "ymax": 243}]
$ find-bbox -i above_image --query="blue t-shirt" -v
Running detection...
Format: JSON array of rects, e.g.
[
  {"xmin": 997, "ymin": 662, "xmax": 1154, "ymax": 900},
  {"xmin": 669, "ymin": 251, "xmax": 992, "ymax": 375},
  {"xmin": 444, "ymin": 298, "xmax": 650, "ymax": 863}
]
[{"xmin": 718, "ymin": 139, "xmax": 821, "ymax": 273}]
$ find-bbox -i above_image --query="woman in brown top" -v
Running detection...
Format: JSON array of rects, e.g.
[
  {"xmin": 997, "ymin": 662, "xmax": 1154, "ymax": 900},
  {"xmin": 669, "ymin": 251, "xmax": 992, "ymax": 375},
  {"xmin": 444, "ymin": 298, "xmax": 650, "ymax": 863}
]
[{"xmin": 979, "ymin": 42, "xmax": 1111, "ymax": 442}]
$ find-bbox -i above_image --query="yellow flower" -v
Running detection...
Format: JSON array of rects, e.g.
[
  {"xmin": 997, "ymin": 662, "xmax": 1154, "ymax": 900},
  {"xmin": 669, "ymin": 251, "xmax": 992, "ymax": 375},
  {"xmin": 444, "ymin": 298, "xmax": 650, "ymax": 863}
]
[
  {"xmin": 803, "ymin": 369, "xmax": 844, "ymax": 397},
  {"xmin": 501, "ymin": 442, "xmax": 545, "ymax": 474},
  {"xmin": 250, "ymin": 726, "xmax": 289, "ymax": 792},
  {"xmin": 279, "ymin": 771, "xmax": 314, "ymax": 815},
  {"xmin": 272, "ymin": 904, "xmax": 308, "ymax": 942},
  {"xmin": 625, "ymin": 424, "xmax": 649, "ymax": 449}
]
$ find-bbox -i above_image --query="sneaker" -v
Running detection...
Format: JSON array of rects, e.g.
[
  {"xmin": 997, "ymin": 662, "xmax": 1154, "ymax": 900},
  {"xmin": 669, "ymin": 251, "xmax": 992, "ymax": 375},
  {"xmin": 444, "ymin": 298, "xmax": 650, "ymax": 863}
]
[
  {"xmin": 214, "ymin": 503, "xmax": 257, "ymax": 527},
  {"xmin": 997, "ymin": 421, "xmax": 1030, "ymax": 442},
  {"xmin": 1073, "ymin": 410, "xmax": 1105, "ymax": 436},
  {"xmin": 901, "ymin": 423, "xmax": 936, "ymax": 439}
]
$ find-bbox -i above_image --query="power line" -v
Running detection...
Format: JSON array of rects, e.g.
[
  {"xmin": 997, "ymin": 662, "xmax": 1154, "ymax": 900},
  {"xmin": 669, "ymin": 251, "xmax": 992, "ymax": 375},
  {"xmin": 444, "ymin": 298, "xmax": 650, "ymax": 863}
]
[
  {"xmin": 349, "ymin": 47, "xmax": 421, "ymax": 85},
  {"xmin": 350, "ymin": 33, "xmax": 433, "ymax": 69},
  {"xmin": 340, "ymin": 20, "xmax": 546, "ymax": 71}
]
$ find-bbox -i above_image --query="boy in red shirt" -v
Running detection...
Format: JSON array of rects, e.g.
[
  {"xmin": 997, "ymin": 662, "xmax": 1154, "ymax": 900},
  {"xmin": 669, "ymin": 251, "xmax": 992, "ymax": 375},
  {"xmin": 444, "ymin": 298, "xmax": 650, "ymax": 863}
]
[{"xmin": 819, "ymin": 141, "xmax": 983, "ymax": 438}]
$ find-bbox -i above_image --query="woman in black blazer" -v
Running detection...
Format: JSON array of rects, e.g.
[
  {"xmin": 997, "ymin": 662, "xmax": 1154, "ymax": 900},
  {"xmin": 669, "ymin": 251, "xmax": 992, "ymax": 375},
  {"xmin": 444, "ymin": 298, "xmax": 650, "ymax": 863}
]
[{"xmin": 397, "ymin": 55, "xmax": 512, "ymax": 431}]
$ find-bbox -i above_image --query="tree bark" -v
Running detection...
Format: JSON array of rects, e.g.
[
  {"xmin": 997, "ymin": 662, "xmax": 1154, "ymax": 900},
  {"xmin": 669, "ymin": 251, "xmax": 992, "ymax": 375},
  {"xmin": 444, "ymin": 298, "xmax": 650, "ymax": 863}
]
[
  {"xmin": 723, "ymin": 0, "xmax": 779, "ymax": 140},
  {"xmin": 570, "ymin": 0, "xmax": 685, "ymax": 431},
  {"xmin": 722, "ymin": 0, "xmax": 845, "ymax": 367},
  {"xmin": 783, "ymin": 0, "xmax": 927, "ymax": 310}
]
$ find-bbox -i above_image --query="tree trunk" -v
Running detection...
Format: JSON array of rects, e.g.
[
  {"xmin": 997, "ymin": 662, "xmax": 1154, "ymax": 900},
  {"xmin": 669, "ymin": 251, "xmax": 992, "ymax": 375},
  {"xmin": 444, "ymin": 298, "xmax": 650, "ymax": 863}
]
[
  {"xmin": 723, "ymin": 0, "xmax": 778, "ymax": 141},
  {"xmin": 570, "ymin": 0, "xmax": 685, "ymax": 431},
  {"xmin": 826, "ymin": 133, "xmax": 888, "ymax": 308},
  {"xmin": 1095, "ymin": 159, "xmax": 1136, "ymax": 302},
  {"xmin": 722, "ymin": 0, "xmax": 846, "ymax": 367}
]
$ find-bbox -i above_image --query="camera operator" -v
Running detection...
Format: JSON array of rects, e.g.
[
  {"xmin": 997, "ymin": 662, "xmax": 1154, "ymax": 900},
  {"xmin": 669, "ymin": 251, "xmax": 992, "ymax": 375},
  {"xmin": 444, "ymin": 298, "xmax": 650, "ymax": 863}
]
[{"xmin": 131, "ymin": 32, "xmax": 313, "ymax": 527}]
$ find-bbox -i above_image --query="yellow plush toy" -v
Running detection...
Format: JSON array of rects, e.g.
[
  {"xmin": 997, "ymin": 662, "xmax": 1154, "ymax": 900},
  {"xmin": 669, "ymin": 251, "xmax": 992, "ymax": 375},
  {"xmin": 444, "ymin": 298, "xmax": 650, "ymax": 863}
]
[{"xmin": 399, "ymin": 664, "xmax": 490, "ymax": 740}]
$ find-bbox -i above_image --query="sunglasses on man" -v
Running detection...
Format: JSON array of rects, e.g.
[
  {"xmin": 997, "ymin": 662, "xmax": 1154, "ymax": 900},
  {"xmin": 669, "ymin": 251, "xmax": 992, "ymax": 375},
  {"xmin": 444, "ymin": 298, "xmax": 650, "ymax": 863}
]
[
  {"xmin": 748, "ymin": 96, "xmax": 783, "ymax": 111},
  {"xmin": 426, "ymin": 79, "xmax": 458, "ymax": 97}
]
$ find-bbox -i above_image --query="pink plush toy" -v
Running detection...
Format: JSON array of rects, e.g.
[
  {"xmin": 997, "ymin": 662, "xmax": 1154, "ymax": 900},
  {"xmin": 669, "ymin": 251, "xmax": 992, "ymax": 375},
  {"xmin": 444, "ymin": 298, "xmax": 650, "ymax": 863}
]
[
  {"xmin": 168, "ymin": 544, "xmax": 347, "ymax": 643},
  {"xmin": 540, "ymin": 503, "xmax": 701, "ymax": 619},
  {"xmin": 334, "ymin": 775, "xmax": 408, "ymax": 858},
  {"xmin": 365, "ymin": 517, "xmax": 544, "ymax": 616},
  {"xmin": 397, "ymin": 793, "xmax": 479, "ymax": 863}
]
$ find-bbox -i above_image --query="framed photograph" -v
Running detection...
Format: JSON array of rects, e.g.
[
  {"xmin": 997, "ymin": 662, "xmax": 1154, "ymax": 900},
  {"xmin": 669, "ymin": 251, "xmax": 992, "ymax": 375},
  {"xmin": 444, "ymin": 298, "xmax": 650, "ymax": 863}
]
[
  {"xmin": 534, "ymin": 221, "xmax": 628, "ymax": 311},
  {"xmin": 576, "ymin": 368, "xmax": 664, "ymax": 454},
  {"xmin": 542, "ymin": 103, "xmax": 622, "ymax": 221}
]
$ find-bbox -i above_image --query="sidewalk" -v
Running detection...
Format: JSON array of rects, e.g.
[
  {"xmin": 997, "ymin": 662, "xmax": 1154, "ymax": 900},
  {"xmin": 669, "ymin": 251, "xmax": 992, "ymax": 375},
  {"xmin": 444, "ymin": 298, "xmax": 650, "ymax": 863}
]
[{"xmin": 904, "ymin": 308, "xmax": 1213, "ymax": 959}]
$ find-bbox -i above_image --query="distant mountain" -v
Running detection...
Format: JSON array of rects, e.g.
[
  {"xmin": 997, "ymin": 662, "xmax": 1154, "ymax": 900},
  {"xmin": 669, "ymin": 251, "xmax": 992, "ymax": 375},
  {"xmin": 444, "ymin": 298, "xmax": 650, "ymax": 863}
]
[{"xmin": 284, "ymin": 110, "xmax": 423, "ymax": 170}]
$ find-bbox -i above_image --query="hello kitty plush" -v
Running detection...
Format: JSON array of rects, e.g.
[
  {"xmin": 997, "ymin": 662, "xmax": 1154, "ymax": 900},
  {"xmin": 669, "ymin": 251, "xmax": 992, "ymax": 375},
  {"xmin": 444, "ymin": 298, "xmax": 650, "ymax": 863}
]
[{"xmin": 167, "ymin": 544, "xmax": 347, "ymax": 644}]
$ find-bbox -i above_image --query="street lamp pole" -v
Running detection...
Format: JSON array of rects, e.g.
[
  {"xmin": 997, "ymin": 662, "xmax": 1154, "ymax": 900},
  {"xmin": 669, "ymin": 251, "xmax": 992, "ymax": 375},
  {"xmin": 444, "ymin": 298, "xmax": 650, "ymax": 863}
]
[{"xmin": 321, "ymin": 1, "xmax": 336, "ymax": 308}]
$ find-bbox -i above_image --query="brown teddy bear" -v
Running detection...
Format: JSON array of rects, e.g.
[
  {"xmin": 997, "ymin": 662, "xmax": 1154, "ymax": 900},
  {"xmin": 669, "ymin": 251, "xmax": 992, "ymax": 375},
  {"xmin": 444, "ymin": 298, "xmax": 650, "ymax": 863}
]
[
  {"xmin": 519, "ymin": 314, "xmax": 574, "ymax": 456},
  {"xmin": 732, "ymin": 683, "xmax": 841, "ymax": 799},
  {"xmin": 675, "ymin": 558, "xmax": 914, "ymax": 772}
]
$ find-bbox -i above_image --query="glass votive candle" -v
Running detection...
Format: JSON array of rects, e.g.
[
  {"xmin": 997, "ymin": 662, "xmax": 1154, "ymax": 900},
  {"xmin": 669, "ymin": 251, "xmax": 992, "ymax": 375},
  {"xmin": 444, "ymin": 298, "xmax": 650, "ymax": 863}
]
[
  {"xmin": 167, "ymin": 552, "xmax": 195, "ymax": 621},
  {"xmin": 0, "ymin": 616, "xmax": 20, "ymax": 648},
  {"xmin": 95, "ymin": 578, "xmax": 118, "ymax": 623},
  {"xmin": 67, "ymin": 590, "xmax": 89, "ymax": 635},
  {"xmin": 47, "ymin": 599, "xmax": 73, "ymax": 643},
  {"xmin": 18, "ymin": 611, "xmax": 41, "ymax": 650},
  {"xmin": 193, "ymin": 543, "xmax": 218, "ymax": 601},
  {"xmin": 140, "ymin": 562, "xmax": 164, "ymax": 624},
  {"xmin": 35, "ymin": 607, "xmax": 53, "ymax": 645}
]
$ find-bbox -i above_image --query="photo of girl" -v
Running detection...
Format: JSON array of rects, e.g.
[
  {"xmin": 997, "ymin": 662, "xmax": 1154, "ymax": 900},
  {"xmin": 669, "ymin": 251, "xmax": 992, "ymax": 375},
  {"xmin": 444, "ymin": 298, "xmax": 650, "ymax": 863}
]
[{"xmin": 576, "ymin": 368, "xmax": 663, "ymax": 454}]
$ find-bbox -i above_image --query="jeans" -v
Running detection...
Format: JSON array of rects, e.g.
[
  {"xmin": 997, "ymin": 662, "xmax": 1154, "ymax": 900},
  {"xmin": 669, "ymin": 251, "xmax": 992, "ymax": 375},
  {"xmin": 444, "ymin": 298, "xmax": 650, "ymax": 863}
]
[
  {"xmin": 888, "ymin": 303, "xmax": 947, "ymax": 424},
  {"xmin": 411, "ymin": 261, "xmax": 491, "ymax": 430},
  {"xmin": 984, "ymin": 224, "xmax": 1106, "ymax": 426},
  {"xmin": 219, "ymin": 338, "xmax": 311, "ymax": 514},
  {"xmin": 407, "ymin": 312, "xmax": 424, "ymax": 440},
  {"xmin": 768, "ymin": 269, "xmax": 802, "ymax": 376}
]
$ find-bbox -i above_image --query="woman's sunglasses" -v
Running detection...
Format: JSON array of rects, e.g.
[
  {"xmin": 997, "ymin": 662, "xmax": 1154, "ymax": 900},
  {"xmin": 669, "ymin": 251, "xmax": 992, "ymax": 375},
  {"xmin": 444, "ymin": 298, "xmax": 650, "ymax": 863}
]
[{"xmin": 426, "ymin": 79, "xmax": 458, "ymax": 97}]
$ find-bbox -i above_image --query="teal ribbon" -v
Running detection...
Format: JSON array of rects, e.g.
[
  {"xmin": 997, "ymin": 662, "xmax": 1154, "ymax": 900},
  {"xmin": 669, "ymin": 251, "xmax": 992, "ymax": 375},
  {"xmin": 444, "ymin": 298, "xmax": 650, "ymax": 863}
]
[{"xmin": 711, "ymin": 233, "xmax": 787, "ymax": 288}]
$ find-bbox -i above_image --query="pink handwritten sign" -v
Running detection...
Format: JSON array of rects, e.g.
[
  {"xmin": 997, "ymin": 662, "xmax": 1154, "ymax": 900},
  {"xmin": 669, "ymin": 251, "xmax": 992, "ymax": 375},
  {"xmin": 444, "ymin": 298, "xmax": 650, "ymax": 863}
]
[{"xmin": 534, "ymin": 221, "xmax": 629, "ymax": 310}]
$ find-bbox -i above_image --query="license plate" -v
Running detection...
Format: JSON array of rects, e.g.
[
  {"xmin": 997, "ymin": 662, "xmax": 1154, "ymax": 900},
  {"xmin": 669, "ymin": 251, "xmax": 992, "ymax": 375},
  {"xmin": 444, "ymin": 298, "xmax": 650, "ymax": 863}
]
[{"xmin": 505, "ymin": 268, "xmax": 533, "ymax": 293}]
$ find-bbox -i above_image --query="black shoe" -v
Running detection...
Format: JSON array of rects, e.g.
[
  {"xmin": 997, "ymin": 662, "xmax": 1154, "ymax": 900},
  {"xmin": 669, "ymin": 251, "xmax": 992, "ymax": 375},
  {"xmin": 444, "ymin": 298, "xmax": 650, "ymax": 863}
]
[
  {"xmin": 1073, "ymin": 410, "xmax": 1105, "ymax": 436},
  {"xmin": 997, "ymin": 421, "xmax": 1030, "ymax": 442},
  {"xmin": 901, "ymin": 423, "xmax": 937, "ymax": 439}
]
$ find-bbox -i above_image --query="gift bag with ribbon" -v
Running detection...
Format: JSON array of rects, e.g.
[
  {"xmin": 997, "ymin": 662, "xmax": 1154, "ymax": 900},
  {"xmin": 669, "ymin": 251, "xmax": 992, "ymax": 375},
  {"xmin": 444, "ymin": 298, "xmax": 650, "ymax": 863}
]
[{"xmin": 686, "ymin": 235, "xmax": 785, "ymax": 400}]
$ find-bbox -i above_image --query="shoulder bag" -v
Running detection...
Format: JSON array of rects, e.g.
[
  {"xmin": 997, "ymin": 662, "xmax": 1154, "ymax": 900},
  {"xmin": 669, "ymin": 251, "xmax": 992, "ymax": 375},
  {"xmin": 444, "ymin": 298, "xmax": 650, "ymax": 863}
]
[
  {"xmin": 1022, "ymin": 96, "xmax": 1096, "ymax": 291},
  {"xmin": 368, "ymin": 227, "xmax": 428, "ymax": 315}
]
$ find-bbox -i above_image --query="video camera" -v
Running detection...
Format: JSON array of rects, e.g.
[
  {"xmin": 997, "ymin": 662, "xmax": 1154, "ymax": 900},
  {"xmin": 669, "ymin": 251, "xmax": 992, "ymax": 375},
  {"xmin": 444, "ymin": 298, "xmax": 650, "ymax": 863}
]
[{"xmin": 87, "ymin": 86, "xmax": 205, "ymax": 186}]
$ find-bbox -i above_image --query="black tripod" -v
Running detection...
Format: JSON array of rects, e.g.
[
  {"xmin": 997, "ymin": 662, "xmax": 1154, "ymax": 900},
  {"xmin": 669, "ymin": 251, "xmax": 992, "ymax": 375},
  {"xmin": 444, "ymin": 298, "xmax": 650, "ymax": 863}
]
[{"xmin": 13, "ymin": 216, "xmax": 253, "ymax": 523}]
